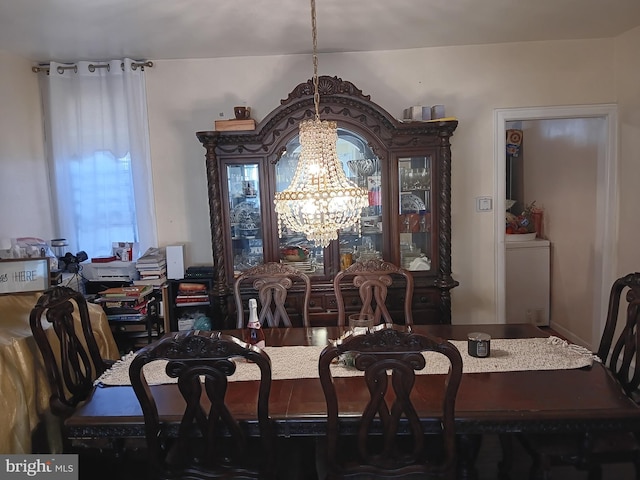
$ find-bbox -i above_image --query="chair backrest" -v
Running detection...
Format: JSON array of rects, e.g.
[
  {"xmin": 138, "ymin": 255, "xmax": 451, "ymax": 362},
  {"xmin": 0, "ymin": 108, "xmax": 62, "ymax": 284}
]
[
  {"xmin": 129, "ymin": 330, "xmax": 275, "ymax": 479},
  {"xmin": 597, "ymin": 272, "xmax": 640, "ymax": 398},
  {"xmin": 333, "ymin": 258, "xmax": 415, "ymax": 326},
  {"xmin": 29, "ymin": 286, "xmax": 112, "ymax": 418},
  {"xmin": 233, "ymin": 262, "xmax": 311, "ymax": 328},
  {"xmin": 318, "ymin": 325, "xmax": 463, "ymax": 479}
]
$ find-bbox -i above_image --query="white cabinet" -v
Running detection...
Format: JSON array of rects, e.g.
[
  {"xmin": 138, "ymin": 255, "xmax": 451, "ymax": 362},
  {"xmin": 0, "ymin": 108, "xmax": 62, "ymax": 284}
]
[{"xmin": 505, "ymin": 239, "xmax": 550, "ymax": 326}]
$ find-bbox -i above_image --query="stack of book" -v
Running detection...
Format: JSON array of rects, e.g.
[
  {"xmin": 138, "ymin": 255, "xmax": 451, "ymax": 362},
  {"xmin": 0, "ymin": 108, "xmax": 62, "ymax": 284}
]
[
  {"xmin": 134, "ymin": 247, "xmax": 167, "ymax": 286},
  {"xmin": 96, "ymin": 284, "xmax": 154, "ymax": 322},
  {"xmin": 175, "ymin": 282, "xmax": 210, "ymax": 307}
]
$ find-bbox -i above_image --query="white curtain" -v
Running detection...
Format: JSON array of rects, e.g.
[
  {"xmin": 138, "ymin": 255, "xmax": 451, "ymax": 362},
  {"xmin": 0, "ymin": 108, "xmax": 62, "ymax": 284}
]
[{"xmin": 39, "ymin": 58, "xmax": 157, "ymax": 259}]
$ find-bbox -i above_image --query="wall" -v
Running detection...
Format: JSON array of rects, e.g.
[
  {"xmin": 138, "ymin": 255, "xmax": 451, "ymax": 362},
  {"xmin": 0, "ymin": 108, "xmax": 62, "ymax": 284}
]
[
  {"xmin": 0, "ymin": 50, "xmax": 53, "ymax": 242},
  {"xmin": 144, "ymin": 38, "xmax": 615, "ymax": 324},
  {"xmin": 0, "ymin": 37, "xmax": 623, "ymax": 325},
  {"xmin": 615, "ymin": 26, "xmax": 640, "ymax": 278},
  {"xmin": 521, "ymin": 117, "xmax": 603, "ymax": 343}
]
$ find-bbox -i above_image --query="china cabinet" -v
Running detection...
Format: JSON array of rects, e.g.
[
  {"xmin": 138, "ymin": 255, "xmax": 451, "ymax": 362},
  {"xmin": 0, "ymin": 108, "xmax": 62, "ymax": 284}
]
[{"xmin": 197, "ymin": 76, "xmax": 457, "ymax": 327}]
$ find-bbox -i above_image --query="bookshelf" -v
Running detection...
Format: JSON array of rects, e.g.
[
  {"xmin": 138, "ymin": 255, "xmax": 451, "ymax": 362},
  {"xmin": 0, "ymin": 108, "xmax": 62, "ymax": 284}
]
[
  {"xmin": 95, "ymin": 285, "xmax": 163, "ymax": 353},
  {"xmin": 165, "ymin": 279, "xmax": 221, "ymax": 332}
]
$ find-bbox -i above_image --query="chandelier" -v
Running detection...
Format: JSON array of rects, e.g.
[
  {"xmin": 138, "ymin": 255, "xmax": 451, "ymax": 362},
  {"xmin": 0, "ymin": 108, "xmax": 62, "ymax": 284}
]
[{"xmin": 273, "ymin": 0, "xmax": 368, "ymax": 248}]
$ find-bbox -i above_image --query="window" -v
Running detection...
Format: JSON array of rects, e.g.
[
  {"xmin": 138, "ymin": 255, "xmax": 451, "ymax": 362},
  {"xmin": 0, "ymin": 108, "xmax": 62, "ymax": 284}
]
[{"xmin": 38, "ymin": 59, "xmax": 157, "ymax": 259}]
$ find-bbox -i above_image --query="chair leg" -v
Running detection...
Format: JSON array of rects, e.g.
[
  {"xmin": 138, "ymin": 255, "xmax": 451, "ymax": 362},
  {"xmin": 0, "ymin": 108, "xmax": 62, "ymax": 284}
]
[
  {"xmin": 586, "ymin": 464, "xmax": 602, "ymax": 480},
  {"xmin": 497, "ymin": 434, "xmax": 513, "ymax": 480},
  {"xmin": 314, "ymin": 436, "xmax": 327, "ymax": 480},
  {"xmin": 529, "ymin": 453, "xmax": 553, "ymax": 480}
]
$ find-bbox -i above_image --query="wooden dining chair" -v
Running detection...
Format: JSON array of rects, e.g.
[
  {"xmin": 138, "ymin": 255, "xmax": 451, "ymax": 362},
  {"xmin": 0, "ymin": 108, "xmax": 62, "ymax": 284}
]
[
  {"xmin": 233, "ymin": 261, "xmax": 311, "ymax": 328},
  {"xmin": 333, "ymin": 258, "xmax": 415, "ymax": 326},
  {"xmin": 29, "ymin": 285, "xmax": 129, "ymax": 466},
  {"xmin": 317, "ymin": 325, "xmax": 463, "ymax": 479},
  {"xmin": 129, "ymin": 330, "xmax": 276, "ymax": 479},
  {"xmin": 29, "ymin": 285, "xmax": 115, "ymax": 419},
  {"xmin": 519, "ymin": 272, "xmax": 640, "ymax": 480}
]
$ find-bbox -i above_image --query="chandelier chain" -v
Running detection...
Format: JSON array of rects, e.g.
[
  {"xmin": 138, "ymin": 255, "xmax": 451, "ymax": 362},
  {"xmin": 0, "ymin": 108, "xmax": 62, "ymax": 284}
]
[
  {"xmin": 273, "ymin": 0, "xmax": 368, "ymax": 247},
  {"xmin": 311, "ymin": 0, "xmax": 320, "ymax": 120}
]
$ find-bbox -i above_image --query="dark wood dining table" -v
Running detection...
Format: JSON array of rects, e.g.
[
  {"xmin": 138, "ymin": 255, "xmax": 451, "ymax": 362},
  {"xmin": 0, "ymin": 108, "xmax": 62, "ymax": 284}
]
[{"xmin": 66, "ymin": 323, "xmax": 640, "ymax": 478}]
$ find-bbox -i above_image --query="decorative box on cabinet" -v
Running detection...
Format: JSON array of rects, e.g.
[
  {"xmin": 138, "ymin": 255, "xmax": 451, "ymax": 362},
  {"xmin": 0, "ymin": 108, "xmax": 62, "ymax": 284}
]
[{"xmin": 197, "ymin": 76, "xmax": 458, "ymax": 326}]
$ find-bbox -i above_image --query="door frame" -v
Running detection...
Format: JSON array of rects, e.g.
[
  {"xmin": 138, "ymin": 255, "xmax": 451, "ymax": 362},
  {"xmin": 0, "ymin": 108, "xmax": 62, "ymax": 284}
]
[{"xmin": 494, "ymin": 105, "xmax": 618, "ymax": 348}]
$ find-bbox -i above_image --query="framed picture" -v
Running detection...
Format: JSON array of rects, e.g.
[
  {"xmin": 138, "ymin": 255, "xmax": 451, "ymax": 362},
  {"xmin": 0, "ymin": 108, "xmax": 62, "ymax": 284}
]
[{"xmin": 0, "ymin": 258, "xmax": 50, "ymax": 294}]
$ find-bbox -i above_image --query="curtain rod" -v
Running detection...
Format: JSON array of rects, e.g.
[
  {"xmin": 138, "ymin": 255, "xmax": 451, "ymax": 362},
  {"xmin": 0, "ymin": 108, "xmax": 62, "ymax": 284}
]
[{"xmin": 31, "ymin": 60, "xmax": 153, "ymax": 74}]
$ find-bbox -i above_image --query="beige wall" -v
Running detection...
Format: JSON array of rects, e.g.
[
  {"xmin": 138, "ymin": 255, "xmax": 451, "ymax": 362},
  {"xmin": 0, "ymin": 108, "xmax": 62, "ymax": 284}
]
[
  {"xmin": 521, "ymin": 117, "xmax": 603, "ymax": 342},
  {"xmin": 615, "ymin": 26, "xmax": 640, "ymax": 278},
  {"xmin": 0, "ymin": 50, "xmax": 52, "ymax": 242},
  {"xmin": 145, "ymin": 38, "xmax": 615, "ymax": 324},
  {"xmin": 2, "ymin": 34, "xmax": 634, "ymax": 326}
]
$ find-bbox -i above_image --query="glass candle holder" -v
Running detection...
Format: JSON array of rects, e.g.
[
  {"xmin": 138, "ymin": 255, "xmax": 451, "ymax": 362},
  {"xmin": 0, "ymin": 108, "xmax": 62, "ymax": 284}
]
[{"xmin": 348, "ymin": 313, "xmax": 375, "ymax": 335}]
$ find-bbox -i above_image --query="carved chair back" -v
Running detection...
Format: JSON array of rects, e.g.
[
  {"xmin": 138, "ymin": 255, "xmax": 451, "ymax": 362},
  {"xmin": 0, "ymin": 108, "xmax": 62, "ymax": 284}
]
[
  {"xmin": 597, "ymin": 272, "xmax": 640, "ymax": 400},
  {"xmin": 29, "ymin": 286, "xmax": 113, "ymax": 418},
  {"xmin": 333, "ymin": 258, "xmax": 414, "ymax": 326},
  {"xmin": 233, "ymin": 262, "xmax": 311, "ymax": 328},
  {"xmin": 129, "ymin": 330, "xmax": 275, "ymax": 479},
  {"xmin": 318, "ymin": 325, "xmax": 463, "ymax": 479}
]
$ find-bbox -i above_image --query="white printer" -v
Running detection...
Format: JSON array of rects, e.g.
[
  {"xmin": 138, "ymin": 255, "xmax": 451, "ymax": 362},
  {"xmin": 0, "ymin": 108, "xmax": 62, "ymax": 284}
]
[{"xmin": 81, "ymin": 260, "xmax": 139, "ymax": 282}]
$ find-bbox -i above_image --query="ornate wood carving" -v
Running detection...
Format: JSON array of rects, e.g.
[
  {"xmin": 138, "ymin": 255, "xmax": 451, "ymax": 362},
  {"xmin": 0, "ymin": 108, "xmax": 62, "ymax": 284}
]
[{"xmin": 281, "ymin": 76, "xmax": 370, "ymax": 104}]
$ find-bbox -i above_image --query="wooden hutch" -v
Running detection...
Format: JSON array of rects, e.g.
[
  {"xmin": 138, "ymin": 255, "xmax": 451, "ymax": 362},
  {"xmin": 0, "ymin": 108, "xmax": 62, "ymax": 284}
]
[{"xmin": 197, "ymin": 76, "xmax": 457, "ymax": 328}]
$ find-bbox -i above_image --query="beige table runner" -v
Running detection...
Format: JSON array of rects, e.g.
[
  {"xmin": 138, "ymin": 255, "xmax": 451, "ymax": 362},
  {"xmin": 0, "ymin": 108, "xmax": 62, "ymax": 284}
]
[{"xmin": 95, "ymin": 336, "xmax": 597, "ymax": 387}]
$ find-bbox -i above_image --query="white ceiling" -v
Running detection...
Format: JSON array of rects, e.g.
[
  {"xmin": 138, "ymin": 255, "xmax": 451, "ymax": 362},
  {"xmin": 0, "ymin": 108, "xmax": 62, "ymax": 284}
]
[{"xmin": 0, "ymin": 0, "xmax": 639, "ymax": 63}]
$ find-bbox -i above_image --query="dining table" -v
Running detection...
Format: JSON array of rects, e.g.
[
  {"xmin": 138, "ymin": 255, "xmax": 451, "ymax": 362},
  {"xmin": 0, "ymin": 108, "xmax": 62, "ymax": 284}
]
[{"xmin": 65, "ymin": 323, "xmax": 640, "ymax": 479}]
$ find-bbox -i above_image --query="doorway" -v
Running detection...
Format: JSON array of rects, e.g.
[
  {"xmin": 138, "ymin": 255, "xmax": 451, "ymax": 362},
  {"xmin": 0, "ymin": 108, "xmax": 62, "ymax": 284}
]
[{"xmin": 494, "ymin": 105, "xmax": 618, "ymax": 349}]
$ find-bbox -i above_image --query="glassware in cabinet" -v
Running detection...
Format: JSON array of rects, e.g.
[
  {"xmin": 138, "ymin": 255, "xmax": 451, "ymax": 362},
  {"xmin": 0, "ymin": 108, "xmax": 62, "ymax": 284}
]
[
  {"xmin": 226, "ymin": 163, "xmax": 263, "ymax": 275},
  {"xmin": 336, "ymin": 129, "xmax": 383, "ymax": 268},
  {"xmin": 398, "ymin": 155, "xmax": 433, "ymax": 272}
]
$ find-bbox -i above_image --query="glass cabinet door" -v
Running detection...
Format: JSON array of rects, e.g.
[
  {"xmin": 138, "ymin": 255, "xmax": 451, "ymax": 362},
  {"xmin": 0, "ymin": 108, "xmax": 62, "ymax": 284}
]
[
  {"xmin": 275, "ymin": 128, "xmax": 381, "ymax": 275},
  {"xmin": 227, "ymin": 163, "xmax": 263, "ymax": 275},
  {"xmin": 336, "ymin": 130, "xmax": 382, "ymax": 270},
  {"xmin": 398, "ymin": 155, "xmax": 433, "ymax": 271},
  {"xmin": 275, "ymin": 137, "xmax": 324, "ymax": 276}
]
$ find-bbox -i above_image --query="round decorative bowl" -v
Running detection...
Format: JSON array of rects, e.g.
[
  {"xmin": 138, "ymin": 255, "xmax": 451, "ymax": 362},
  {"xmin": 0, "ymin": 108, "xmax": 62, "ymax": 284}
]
[{"xmin": 281, "ymin": 246, "xmax": 309, "ymax": 262}]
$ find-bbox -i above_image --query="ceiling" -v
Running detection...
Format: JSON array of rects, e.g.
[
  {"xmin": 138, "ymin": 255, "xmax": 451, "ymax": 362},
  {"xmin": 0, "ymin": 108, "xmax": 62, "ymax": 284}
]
[{"xmin": 0, "ymin": 0, "xmax": 639, "ymax": 63}]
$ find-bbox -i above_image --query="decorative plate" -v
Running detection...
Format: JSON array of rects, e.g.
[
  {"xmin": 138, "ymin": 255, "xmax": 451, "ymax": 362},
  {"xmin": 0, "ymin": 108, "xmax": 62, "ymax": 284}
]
[{"xmin": 401, "ymin": 194, "xmax": 426, "ymax": 213}]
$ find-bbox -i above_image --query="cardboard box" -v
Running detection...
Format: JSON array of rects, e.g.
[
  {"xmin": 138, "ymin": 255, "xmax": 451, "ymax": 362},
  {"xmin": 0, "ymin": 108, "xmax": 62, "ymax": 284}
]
[{"xmin": 214, "ymin": 119, "xmax": 256, "ymax": 131}]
